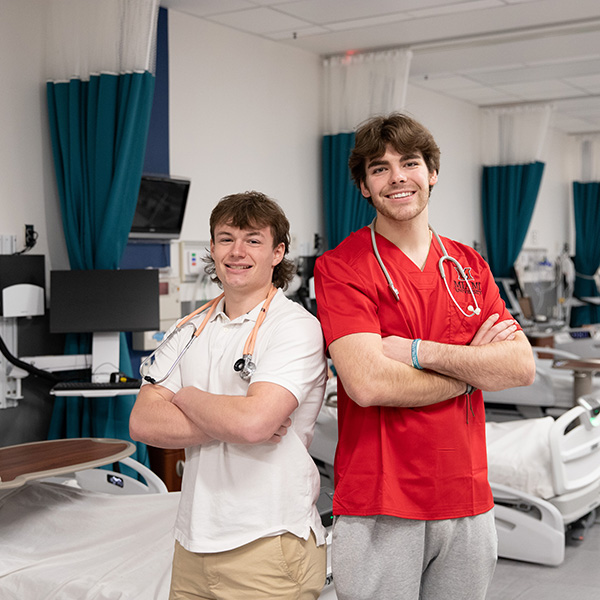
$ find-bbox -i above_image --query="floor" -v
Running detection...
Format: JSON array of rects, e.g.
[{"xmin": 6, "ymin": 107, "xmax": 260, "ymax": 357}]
[{"xmin": 486, "ymin": 518, "xmax": 600, "ymax": 599}]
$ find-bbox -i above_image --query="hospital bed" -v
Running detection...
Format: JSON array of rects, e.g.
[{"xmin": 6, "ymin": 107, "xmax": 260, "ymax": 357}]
[
  {"xmin": 483, "ymin": 346, "xmax": 600, "ymax": 417},
  {"xmin": 0, "ymin": 443, "xmax": 337, "ymax": 599},
  {"xmin": 487, "ymin": 397, "xmax": 600, "ymax": 565},
  {"xmin": 309, "ymin": 380, "xmax": 600, "ymax": 567}
]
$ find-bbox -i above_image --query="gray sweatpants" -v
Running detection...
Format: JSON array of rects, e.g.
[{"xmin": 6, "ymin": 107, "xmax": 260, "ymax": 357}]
[{"xmin": 331, "ymin": 510, "xmax": 497, "ymax": 600}]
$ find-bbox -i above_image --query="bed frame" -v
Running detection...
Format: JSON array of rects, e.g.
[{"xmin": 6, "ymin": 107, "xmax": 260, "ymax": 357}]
[
  {"xmin": 0, "ymin": 451, "xmax": 336, "ymax": 599},
  {"xmin": 491, "ymin": 400, "xmax": 600, "ymax": 566}
]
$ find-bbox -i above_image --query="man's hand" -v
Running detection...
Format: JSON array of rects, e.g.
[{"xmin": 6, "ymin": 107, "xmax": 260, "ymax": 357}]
[
  {"xmin": 469, "ymin": 314, "xmax": 518, "ymax": 346},
  {"xmin": 268, "ymin": 417, "xmax": 292, "ymax": 444}
]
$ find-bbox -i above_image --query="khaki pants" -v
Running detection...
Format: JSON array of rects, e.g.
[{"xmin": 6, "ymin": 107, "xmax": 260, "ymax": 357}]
[{"xmin": 169, "ymin": 532, "xmax": 326, "ymax": 600}]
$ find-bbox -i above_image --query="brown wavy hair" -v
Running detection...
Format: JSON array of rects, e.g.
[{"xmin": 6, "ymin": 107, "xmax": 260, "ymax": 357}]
[{"xmin": 349, "ymin": 113, "xmax": 441, "ymax": 204}]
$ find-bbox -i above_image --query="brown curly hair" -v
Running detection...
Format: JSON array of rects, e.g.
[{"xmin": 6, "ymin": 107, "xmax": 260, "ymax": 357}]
[{"xmin": 204, "ymin": 191, "xmax": 295, "ymax": 290}]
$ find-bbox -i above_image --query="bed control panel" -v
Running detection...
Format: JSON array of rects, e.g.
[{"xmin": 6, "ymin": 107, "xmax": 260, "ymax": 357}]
[{"xmin": 578, "ymin": 395, "xmax": 600, "ymax": 428}]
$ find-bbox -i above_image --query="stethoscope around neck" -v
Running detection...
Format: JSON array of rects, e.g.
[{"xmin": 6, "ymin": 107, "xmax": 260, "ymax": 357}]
[
  {"xmin": 369, "ymin": 219, "xmax": 481, "ymax": 317},
  {"xmin": 140, "ymin": 286, "xmax": 278, "ymax": 385}
]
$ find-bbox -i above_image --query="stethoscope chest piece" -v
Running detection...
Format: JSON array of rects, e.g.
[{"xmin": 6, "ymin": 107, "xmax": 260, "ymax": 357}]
[{"xmin": 234, "ymin": 354, "xmax": 256, "ymax": 380}]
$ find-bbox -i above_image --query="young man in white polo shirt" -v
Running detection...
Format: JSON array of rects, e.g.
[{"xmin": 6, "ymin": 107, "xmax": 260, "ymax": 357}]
[{"xmin": 130, "ymin": 191, "xmax": 327, "ymax": 599}]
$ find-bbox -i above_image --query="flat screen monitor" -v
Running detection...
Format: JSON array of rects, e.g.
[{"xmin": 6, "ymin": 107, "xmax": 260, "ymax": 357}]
[
  {"xmin": 50, "ymin": 269, "xmax": 160, "ymax": 382},
  {"xmin": 129, "ymin": 174, "xmax": 190, "ymax": 240},
  {"xmin": 50, "ymin": 269, "xmax": 160, "ymax": 334}
]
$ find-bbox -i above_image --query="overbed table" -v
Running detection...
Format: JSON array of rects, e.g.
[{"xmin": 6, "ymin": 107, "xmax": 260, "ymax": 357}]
[{"xmin": 0, "ymin": 438, "xmax": 135, "ymax": 490}]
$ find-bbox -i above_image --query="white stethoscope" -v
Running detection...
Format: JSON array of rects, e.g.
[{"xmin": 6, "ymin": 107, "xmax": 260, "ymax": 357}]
[
  {"xmin": 370, "ymin": 219, "xmax": 481, "ymax": 317},
  {"xmin": 140, "ymin": 286, "xmax": 278, "ymax": 385}
]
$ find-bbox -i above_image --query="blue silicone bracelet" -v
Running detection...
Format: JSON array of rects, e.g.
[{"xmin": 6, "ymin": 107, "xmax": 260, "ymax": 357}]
[{"xmin": 411, "ymin": 338, "xmax": 423, "ymax": 370}]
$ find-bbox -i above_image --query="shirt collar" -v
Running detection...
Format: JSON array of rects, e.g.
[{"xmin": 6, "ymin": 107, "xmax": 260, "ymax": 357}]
[{"xmin": 213, "ymin": 288, "xmax": 281, "ymax": 324}]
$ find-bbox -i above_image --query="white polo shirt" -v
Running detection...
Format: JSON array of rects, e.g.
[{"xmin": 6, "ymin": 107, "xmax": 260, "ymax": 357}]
[{"xmin": 143, "ymin": 289, "xmax": 327, "ymax": 553}]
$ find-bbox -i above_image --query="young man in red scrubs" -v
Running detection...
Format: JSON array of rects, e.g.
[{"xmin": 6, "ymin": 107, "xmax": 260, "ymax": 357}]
[{"xmin": 314, "ymin": 113, "xmax": 536, "ymax": 600}]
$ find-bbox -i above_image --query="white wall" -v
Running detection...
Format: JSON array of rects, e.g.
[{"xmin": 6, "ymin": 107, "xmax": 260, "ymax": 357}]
[
  {"xmin": 404, "ymin": 85, "xmax": 483, "ymax": 248},
  {"xmin": 0, "ymin": 2, "xmax": 572, "ymax": 274},
  {"xmin": 168, "ymin": 10, "xmax": 323, "ymax": 258},
  {"xmin": 522, "ymin": 126, "xmax": 572, "ymax": 258},
  {"xmin": 405, "ymin": 84, "xmax": 571, "ymax": 266},
  {"xmin": 0, "ymin": 0, "xmax": 67, "ymax": 270}
]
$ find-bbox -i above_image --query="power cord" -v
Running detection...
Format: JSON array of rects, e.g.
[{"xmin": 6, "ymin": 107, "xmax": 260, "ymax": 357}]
[{"xmin": 13, "ymin": 224, "xmax": 38, "ymax": 255}]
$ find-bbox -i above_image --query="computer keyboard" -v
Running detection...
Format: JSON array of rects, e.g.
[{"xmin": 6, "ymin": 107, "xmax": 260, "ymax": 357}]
[{"xmin": 52, "ymin": 380, "xmax": 141, "ymax": 392}]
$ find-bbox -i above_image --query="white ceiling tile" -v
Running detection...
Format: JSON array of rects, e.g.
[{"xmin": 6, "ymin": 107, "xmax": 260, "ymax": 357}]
[
  {"xmin": 207, "ymin": 7, "xmax": 310, "ymax": 34},
  {"xmin": 407, "ymin": 0, "xmax": 503, "ymax": 20},
  {"xmin": 326, "ymin": 13, "xmax": 412, "ymax": 32},
  {"xmin": 409, "ymin": 74, "xmax": 482, "ymax": 91},
  {"xmin": 161, "ymin": 0, "xmax": 254, "ymax": 18},
  {"xmin": 266, "ymin": 26, "xmax": 329, "ymax": 40},
  {"xmin": 469, "ymin": 59, "xmax": 600, "ymax": 86},
  {"xmin": 496, "ymin": 80, "xmax": 584, "ymax": 100},
  {"xmin": 249, "ymin": 0, "xmax": 298, "ymax": 5},
  {"xmin": 444, "ymin": 86, "xmax": 520, "ymax": 104},
  {"xmin": 275, "ymin": 0, "xmax": 412, "ymax": 24},
  {"xmin": 563, "ymin": 79, "xmax": 600, "ymax": 94}
]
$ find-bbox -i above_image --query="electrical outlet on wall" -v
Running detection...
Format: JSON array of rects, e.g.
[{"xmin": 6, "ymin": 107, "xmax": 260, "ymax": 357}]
[{"xmin": 0, "ymin": 234, "xmax": 17, "ymax": 255}]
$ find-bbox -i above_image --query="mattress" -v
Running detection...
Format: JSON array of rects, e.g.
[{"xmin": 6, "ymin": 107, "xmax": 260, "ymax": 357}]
[
  {"xmin": 486, "ymin": 417, "xmax": 555, "ymax": 499},
  {"xmin": 0, "ymin": 481, "xmax": 180, "ymax": 599}
]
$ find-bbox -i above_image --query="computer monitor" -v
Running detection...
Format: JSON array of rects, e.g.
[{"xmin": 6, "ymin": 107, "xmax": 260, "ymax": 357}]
[
  {"xmin": 50, "ymin": 269, "xmax": 160, "ymax": 382},
  {"xmin": 129, "ymin": 174, "xmax": 190, "ymax": 240}
]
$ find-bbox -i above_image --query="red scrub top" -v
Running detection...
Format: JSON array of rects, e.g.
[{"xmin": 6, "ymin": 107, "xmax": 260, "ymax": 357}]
[{"xmin": 314, "ymin": 226, "xmax": 514, "ymax": 520}]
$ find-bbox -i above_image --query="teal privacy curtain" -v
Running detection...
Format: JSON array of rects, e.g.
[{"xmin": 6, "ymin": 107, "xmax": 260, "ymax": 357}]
[
  {"xmin": 44, "ymin": 0, "xmax": 159, "ymax": 467},
  {"xmin": 46, "ymin": 72, "xmax": 155, "ymax": 465},
  {"xmin": 571, "ymin": 182, "xmax": 600, "ymax": 326},
  {"xmin": 481, "ymin": 161, "xmax": 545, "ymax": 278},
  {"xmin": 322, "ymin": 49, "xmax": 412, "ymax": 250},
  {"xmin": 323, "ymin": 132, "xmax": 375, "ymax": 248}
]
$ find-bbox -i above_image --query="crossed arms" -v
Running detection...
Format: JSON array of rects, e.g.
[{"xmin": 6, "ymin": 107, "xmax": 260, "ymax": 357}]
[
  {"xmin": 129, "ymin": 381, "xmax": 296, "ymax": 449},
  {"xmin": 329, "ymin": 313, "xmax": 536, "ymax": 408}
]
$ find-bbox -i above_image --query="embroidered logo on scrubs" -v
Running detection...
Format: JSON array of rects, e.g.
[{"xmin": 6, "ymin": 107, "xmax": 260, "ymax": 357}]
[{"xmin": 452, "ymin": 265, "xmax": 482, "ymax": 295}]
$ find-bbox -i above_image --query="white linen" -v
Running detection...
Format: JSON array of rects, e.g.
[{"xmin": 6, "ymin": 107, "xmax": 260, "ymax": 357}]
[
  {"xmin": 0, "ymin": 482, "xmax": 179, "ymax": 599},
  {"xmin": 486, "ymin": 417, "xmax": 555, "ymax": 499}
]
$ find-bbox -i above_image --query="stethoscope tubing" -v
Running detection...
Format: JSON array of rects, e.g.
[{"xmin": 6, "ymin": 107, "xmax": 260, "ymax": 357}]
[
  {"xmin": 141, "ymin": 287, "xmax": 277, "ymax": 384},
  {"xmin": 369, "ymin": 219, "xmax": 481, "ymax": 317}
]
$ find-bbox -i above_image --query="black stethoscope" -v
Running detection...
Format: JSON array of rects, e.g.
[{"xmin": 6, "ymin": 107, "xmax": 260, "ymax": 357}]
[
  {"xmin": 140, "ymin": 286, "xmax": 278, "ymax": 384},
  {"xmin": 369, "ymin": 219, "xmax": 481, "ymax": 317}
]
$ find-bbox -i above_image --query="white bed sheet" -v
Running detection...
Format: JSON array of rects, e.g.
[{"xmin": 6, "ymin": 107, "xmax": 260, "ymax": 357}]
[
  {"xmin": 0, "ymin": 481, "xmax": 180, "ymax": 600},
  {"xmin": 486, "ymin": 417, "xmax": 555, "ymax": 499}
]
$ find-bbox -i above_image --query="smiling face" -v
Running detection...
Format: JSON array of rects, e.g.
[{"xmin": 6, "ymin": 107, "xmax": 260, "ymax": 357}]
[
  {"xmin": 360, "ymin": 145, "xmax": 438, "ymax": 227},
  {"xmin": 210, "ymin": 223, "xmax": 284, "ymax": 301}
]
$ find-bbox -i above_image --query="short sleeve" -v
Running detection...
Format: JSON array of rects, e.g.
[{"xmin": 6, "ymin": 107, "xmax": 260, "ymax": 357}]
[
  {"xmin": 314, "ymin": 252, "xmax": 381, "ymax": 349},
  {"xmin": 250, "ymin": 307, "xmax": 326, "ymax": 407}
]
